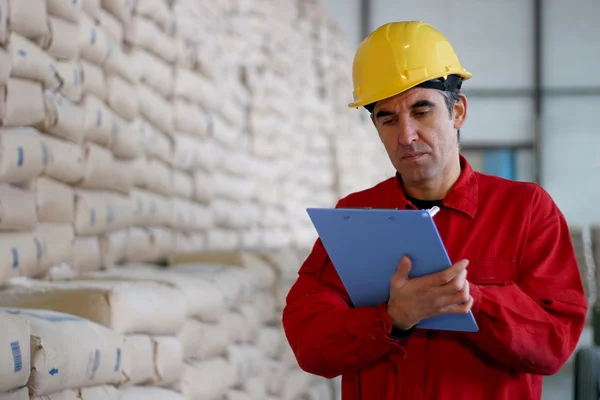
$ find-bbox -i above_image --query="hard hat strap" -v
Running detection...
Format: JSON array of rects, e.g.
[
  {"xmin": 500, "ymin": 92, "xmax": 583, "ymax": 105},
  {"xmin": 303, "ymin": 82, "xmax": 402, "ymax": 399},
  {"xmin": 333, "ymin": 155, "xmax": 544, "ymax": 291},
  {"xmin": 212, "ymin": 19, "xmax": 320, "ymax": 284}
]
[{"xmin": 416, "ymin": 75, "xmax": 463, "ymax": 93}]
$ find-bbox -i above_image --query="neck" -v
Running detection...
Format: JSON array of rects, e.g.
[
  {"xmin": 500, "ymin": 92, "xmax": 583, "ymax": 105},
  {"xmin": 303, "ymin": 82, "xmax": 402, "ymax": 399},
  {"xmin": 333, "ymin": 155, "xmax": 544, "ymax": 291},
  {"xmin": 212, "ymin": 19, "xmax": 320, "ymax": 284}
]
[{"xmin": 403, "ymin": 156, "xmax": 462, "ymax": 201}]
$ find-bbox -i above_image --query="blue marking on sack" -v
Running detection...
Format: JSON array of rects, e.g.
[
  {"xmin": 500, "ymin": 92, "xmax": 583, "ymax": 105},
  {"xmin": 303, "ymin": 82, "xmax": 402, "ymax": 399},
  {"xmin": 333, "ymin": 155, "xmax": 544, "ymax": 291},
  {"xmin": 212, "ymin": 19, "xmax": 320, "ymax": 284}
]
[
  {"xmin": 49, "ymin": 368, "xmax": 58, "ymax": 376},
  {"xmin": 41, "ymin": 142, "xmax": 49, "ymax": 166},
  {"xmin": 90, "ymin": 28, "xmax": 96, "ymax": 45},
  {"xmin": 90, "ymin": 209, "xmax": 96, "ymax": 226},
  {"xmin": 4, "ymin": 309, "xmax": 82, "ymax": 322},
  {"xmin": 114, "ymin": 348, "xmax": 121, "ymax": 371},
  {"xmin": 90, "ymin": 349, "xmax": 101, "ymax": 379},
  {"xmin": 16, "ymin": 147, "xmax": 24, "ymax": 167},
  {"xmin": 10, "ymin": 341, "xmax": 22, "ymax": 373},
  {"xmin": 11, "ymin": 248, "xmax": 19, "ymax": 268},
  {"xmin": 96, "ymin": 110, "xmax": 102, "ymax": 126},
  {"xmin": 34, "ymin": 237, "xmax": 43, "ymax": 260},
  {"xmin": 18, "ymin": 49, "xmax": 26, "ymax": 57}
]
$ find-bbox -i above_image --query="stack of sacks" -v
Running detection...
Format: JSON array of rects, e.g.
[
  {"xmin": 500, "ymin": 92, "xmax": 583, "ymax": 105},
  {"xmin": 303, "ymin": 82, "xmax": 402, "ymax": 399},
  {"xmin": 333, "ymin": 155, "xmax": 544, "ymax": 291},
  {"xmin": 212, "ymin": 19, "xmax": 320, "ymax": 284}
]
[
  {"xmin": 0, "ymin": 307, "xmax": 125, "ymax": 399},
  {"xmin": 0, "ymin": 277, "xmax": 186, "ymax": 395}
]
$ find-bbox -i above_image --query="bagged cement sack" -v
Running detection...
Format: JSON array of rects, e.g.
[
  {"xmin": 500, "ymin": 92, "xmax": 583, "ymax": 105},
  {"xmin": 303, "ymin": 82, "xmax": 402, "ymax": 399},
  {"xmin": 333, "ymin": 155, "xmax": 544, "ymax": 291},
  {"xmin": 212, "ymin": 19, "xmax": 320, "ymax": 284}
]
[
  {"xmin": 71, "ymin": 236, "xmax": 102, "ymax": 272},
  {"xmin": 111, "ymin": 158, "xmax": 135, "ymax": 193},
  {"xmin": 175, "ymin": 199, "xmax": 213, "ymax": 232},
  {"xmin": 0, "ymin": 127, "xmax": 47, "ymax": 184},
  {"xmin": 0, "ymin": 184, "xmax": 37, "ymax": 230},
  {"xmin": 125, "ymin": 16, "xmax": 176, "ymax": 63},
  {"xmin": 243, "ymin": 376, "xmax": 267, "ymax": 400},
  {"xmin": 212, "ymin": 172, "xmax": 255, "ymax": 202},
  {"xmin": 238, "ymin": 304, "xmax": 261, "ymax": 343},
  {"xmin": 98, "ymin": 10, "xmax": 124, "ymax": 44},
  {"xmin": 0, "ymin": 311, "xmax": 31, "ymax": 394},
  {"xmin": 212, "ymin": 199, "xmax": 250, "ymax": 230},
  {"xmin": 55, "ymin": 61, "xmax": 84, "ymax": 103},
  {"xmin": 0, "ymin": 49, "xmax": 10, "ymax": 86},
  {"xmin": 102, "ymin": 43, "xmax": 137, "ymax": 85},
  {"xmin": 134, "ymin": 0, "xmax": 173, "ymax": 33},
  {"xmin": 0, "ymin": 232, "xmax": 38, "ymax": 284},
  {"xmin": 151, "ymin": 336, "xmax": 184, "ymax": 386},
  {"xmin": 265, "ymin": 360, "xmax": 285, "ymax": 396},
  {"xmin": 226, "ymin": 345, "xmax": 261, "ymax": 387},
  {"xmin": 179, "ymin": 358, "xmax": 232, "ymax": 400},
  {"xmin": 258, "ymin": 327, "xmax": 283, "ymax": 359},
  {"xmin": 38, "ymin": 17, "xmax": 79, "ymax": 60},
  {"xmin": 41, "ymin": 135, "xmax": 85, "ymax": 184},
  {"xmin": 47, "ymin": 0, "xmax": 83, "ymax": 23},
  {"xmin": 83, "ymin": 264, "xmax": 225, "ymax": 321},
  {"xmin": 137, "ymin": 84, "xmax": 173, "ymax": 135},
  {"xmin": 282, "ymin": 369, "xmax": 317, "ymax": 400},
  {"xmin": 141, "ymin": 126, "xmax": 172, "ymax": 165},
  {"xmin": 1, "ymin": 279, "xmax": 187, "ymax": 335},
  {"xmin": 0, "ymin": 388, "xmax": 28, "ymax": 400},
  {"xmin": 129, "ymin": 49, "xmax": 173, "ymax": 98},
  {"xmin": 173, "ymin": 68, "xmax": 216, "ymax": 109},
  {"xmin": 145, "ymin": 158, "xmax": 171, "ymax": 196},
  {"xmin": 99, "ymin": 229, "xmax": 127, "ymax": 268},
  {"xmin": 109, "ymin": 118, "xmax": 144, "ymax": 159},
  {"xmin": 220, "ymin": 311, "xmax": 247, "ymax": 344},
  {"xmin": 226, "ymin": 391, "xmax": 253, "ymax": 400},
  {"xmin": 78, "ymin": 14, "xmax": 109, "ymax": 64},
  {"xmin": 81, "ymin": 0, "xmax": 101, "ymax": 18},
  {"xmin": 35, "ymin": 224, "xmax": 74, "ymax": 274},
  {"xmin": 81, "ymin": 61, "xmax": 107, "ymax": 101},
  {"xmin": 148, "ymin": 228, "xmax": 175, "ymax": 259},
  {"xmin": 73, "ymin": 189, "xmax": 111, "ymax": 235},
  {"xmin": 10, "ymin": 0, "xmax": 48, "ymax": 39},
  {"xmin": 82, "ymin": 95, "xmax": 114, "ymax": 146},
  {"xmin": 173, "ymin": 101, "xmax": 208, "ymax": 138},
  {"xmin": 33, "ymin": 388, "xmax": 82, "ymax": 400},
  {"xmin": 8, "ymin": 33, "xmax": 59, "ymax": 88},
  {"xmin": 78, "ymin": 143, "xmax": 115, "ymax": 191},
  {"xmin": 33, "ymin": 176, "xmax": 74, "ymax": 223},
  {"xmin": 174, "ymin": 39, "xmax": 196, "ymax": 70},
  {"xmin": 106, "ymin": 74, "xmax": 139, "ymax": 121},
  {"xmin": 171, "ymin": 170, "xmax": 193, "ymax": 199},
  {"xmin": 41, "ymin": 91, "xmax": 84, "ymax": 145},
  {"xmin": 128, "ymin": 189, "xmax": 154, "ymax": 226},
  {"xmin": 171, "ymin": 133, "xmax": 201, "ymax": 171},
  {"xmin": 103, "ymin": 193, "xmax": 134, "ymax": 231},
  {"xmin": 0, "ymin": 308, "xmax": 125, "ymax": 396},
  {"xmin": 3, "ymin": 78, "xmax": 45, "ymax": 127},
  {"xmin": 178, "ymin": 319, "xmax": 229, "ymax": 360},
  {"xmin": 123, "ymin": 228, "xmax": 159, "ymax": 263},
  {"xmin": 254, "ymin": 291, "xmax": 277, "ymax": 324},
  {"xmin": 79, "ymin": 385, "xmax": 123, "ymax": 400},
  {"xmin": 121, "ymin": 387, "xmax": 183, "ymax": 400},
  {"xmin": 192, "ymin": 169, "xmax": 214, "ymax": 204},
  {"xmin": 122, "ymin": 335, "xmax": 154, "ymax": 385},
  {"xmin": 0, "ymin": 0, "xmax": 8, "ymax": 46},
  {"xmin": 174, "ymin": 232, "xmax": 206, "ymax": 256},
  {"xmin": 101, "ymin": 0, "xmax": 133, "ymax": 25},
  {"xmin": 207, "ymin": 229, "xmax": 241, "ymax": 251}
]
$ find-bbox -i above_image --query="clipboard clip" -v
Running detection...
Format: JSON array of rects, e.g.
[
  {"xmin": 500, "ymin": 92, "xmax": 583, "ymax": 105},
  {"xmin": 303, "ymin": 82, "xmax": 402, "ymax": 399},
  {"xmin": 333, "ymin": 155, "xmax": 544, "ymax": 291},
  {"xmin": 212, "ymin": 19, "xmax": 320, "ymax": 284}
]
[{"xmin": 429, "ymin": 206, "xmax": 440, "ymax": 217}]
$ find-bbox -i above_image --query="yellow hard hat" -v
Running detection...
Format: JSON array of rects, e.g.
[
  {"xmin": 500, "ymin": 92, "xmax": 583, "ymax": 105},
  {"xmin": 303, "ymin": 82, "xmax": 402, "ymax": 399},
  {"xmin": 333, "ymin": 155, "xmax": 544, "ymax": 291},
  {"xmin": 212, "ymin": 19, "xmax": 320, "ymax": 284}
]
[{"xmin": 348, "ymin": 21, "xmax": 472, "ymax": 110}]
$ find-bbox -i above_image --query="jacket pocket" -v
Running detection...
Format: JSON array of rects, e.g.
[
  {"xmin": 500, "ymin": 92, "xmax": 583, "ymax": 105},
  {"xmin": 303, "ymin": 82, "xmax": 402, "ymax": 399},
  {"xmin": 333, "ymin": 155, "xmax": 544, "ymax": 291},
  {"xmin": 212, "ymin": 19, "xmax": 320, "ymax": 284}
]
[{"xmin": 468, "ymin": 258, "xmax": 518, "ymax": 285}]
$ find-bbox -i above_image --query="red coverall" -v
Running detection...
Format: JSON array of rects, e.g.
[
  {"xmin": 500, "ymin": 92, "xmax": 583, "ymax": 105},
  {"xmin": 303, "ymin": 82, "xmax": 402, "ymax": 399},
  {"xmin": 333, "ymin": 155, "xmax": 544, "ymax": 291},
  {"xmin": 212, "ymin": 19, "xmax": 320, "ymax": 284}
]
[{"xmin": 282, "ymin": 156, "xmax": 588, "ymax": 399}]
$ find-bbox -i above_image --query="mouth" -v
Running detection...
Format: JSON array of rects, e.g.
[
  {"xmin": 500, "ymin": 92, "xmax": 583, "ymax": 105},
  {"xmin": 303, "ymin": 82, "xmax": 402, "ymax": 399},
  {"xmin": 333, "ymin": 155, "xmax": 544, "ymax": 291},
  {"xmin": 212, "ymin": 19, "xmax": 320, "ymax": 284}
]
[{"xmin": 401, "ymin": 152, "xmax": 426, "ymax": 160}]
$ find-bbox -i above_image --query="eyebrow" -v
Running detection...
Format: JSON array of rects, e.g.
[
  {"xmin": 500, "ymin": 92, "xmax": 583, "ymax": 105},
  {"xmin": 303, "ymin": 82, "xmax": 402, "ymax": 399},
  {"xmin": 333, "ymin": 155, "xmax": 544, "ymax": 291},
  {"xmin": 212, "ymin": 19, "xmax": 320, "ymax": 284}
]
[{"xmin": 374, "ymin": 99, "xmax": 437, "ymax": 119}]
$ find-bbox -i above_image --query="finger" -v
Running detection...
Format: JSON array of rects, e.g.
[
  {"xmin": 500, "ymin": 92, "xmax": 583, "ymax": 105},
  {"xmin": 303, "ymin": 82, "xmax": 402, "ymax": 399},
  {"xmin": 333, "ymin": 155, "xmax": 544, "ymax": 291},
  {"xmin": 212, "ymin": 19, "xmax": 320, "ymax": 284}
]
[
  {"xmin": 435, "ymin": 269, "xmax": 467, "ymax": 296},
  {"xmin": 428, "ymin": 259, "xmax": 469, "ymax": 287},
  {"xmin": 439, "ymin": 296, "xmax": 473, "ymax": 315},
  {"xmin": 433, "ymin": 281, "xmax": 470, "ymax": 309},
  {"xmin": 390, "ymin": 255, "xmax": 412, "ymax": 288}
]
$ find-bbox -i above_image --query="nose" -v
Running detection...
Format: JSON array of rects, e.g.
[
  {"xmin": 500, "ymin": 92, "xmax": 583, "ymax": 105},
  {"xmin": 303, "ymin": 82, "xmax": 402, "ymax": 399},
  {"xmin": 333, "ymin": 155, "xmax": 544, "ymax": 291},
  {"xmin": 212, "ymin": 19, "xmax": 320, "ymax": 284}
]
[{"xmin": 395, "ymin": 118, "xmax": 419, "ymax": 146}]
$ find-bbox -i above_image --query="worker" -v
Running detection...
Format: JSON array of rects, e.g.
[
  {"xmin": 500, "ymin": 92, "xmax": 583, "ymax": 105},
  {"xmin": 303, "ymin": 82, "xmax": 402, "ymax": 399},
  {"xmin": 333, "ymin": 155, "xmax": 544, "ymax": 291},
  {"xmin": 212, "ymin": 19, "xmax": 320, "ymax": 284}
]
[{"xmin": 282, "ymin": 21, "xmax": 588, "ymax": 400}]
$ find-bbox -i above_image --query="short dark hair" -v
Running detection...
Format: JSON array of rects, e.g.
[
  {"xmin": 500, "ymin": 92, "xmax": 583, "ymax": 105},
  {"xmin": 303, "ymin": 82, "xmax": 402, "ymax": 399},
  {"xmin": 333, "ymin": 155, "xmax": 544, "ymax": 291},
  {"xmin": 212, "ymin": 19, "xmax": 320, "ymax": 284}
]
[{"xmin": 440, "ymin": 90, "xmax": 462, "ymax": 143}]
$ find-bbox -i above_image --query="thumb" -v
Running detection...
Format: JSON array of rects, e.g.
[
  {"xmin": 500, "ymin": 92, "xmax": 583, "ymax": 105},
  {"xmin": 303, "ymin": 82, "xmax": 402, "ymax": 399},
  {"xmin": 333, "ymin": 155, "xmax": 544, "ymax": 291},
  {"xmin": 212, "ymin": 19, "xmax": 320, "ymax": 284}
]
[{"xmin": 392, "ymin": 256, "xmax": 412, "ymax": 285}]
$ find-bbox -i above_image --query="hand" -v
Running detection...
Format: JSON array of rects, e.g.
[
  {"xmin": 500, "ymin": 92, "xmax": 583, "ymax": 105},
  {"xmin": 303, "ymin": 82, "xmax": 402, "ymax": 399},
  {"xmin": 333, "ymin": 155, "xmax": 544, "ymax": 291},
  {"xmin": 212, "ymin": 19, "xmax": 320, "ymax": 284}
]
[{"xmin": 386, "ymin": 256, "xmax": 473, "ymax": 330}]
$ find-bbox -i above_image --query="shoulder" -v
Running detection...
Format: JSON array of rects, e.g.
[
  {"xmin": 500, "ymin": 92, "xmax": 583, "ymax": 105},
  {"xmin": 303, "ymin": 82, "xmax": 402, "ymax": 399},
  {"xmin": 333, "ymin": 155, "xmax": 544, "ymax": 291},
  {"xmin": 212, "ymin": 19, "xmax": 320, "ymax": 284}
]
[{"xmin": 335, "ymin": 177, "xmax": 396, "ymax": 208}]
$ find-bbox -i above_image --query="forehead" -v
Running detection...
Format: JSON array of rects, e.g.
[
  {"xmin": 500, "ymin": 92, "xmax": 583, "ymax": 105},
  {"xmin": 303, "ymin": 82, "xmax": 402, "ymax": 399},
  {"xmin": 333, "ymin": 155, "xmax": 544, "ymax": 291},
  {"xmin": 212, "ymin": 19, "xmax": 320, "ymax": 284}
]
[{"xmin": 374, "ymin": 87, "xmax": 443, "ymax": 112}]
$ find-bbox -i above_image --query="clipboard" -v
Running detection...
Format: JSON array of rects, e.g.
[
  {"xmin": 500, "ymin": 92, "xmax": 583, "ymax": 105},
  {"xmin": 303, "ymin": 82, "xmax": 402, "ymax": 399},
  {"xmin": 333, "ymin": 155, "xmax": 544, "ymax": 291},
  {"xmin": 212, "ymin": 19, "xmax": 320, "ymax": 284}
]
[{"xmin": 306, "ymin": 207, "xmax": 479, "ymax": 333}]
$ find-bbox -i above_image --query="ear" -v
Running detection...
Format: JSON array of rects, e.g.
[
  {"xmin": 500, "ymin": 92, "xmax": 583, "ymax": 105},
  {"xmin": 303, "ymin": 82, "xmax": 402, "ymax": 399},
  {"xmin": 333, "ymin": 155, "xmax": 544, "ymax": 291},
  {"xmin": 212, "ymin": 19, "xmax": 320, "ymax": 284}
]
[{"xmin": 453, "ymin": 93, "xmax": 468, "ymax": 129}]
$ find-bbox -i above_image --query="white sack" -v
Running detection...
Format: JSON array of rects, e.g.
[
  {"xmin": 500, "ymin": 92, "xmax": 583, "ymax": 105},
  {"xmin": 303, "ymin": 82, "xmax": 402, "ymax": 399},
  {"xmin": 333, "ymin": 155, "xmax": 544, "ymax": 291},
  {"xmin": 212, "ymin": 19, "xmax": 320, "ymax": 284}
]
[
  {"xmin": 83, "ymin": 264, "xmax": 225, "ymax": 321},
  {"xmin": 41, "ymin": 135, "xmax": 85, "ymax": 184},
  {"xmin": 98, "ymin": 9, "xmax": 124, "ymax": 44},
  {"xmin": 174, "ymin": 39, "xmax": 196, "ymax": 70},
  {"xmin": 174, "ymin": 232, "xmax": 206, "ymax": 256},
  {"xmin": 212, "ymin": 172, "xmax": 255, "ymax": 202},
  {"xmin": 3, "ymin": 78, "xmax": 45, "ymax": 127},
  {"xmin": 1, "ymin": 279, "xmax": 187, "ymax": 335},
  {"xmin": 82, "ymin": 95, "xmax": 112, "ymax": 146},
  {"xmin": 78, "ymin": 14, "xmax": 109, "ymax": 64},
  {"xmin": 137, "ymin": 84, "xmax": 173, "ymax": 134},
  {"xmin": 101, "ymin": 0, "xmax": 133, "ymax": 25},
  {"xmin": 47, "ymin": 0, "xmax": 82, "ymax": 23},
  {"xmin": 0, "ymin": 312, "xmax": 31, "ymax": 393},
  {"xmin": 55, "ymin": 61, "xmax": 84, "ymax": 103},
  {"xmin": 134, "ymin": 0, "xmax": 173, "ymax": 32},
  {"xmin": 0, "ymin": 388, "xmax": 28, "ymax": 400},
  {"xmin": 0, "ymin": 233, "xmax": 38, "ymax": 283},
  {"xmin": 41, "ymin": 17, "xmax": 79, "ymax": 60},
  {"xmin": 73, "ymin": 189, "xmax": 108, "ymax": 235},
  {"xmin": 238, "ymin": 304, "xmax": 261, "ymax": 343},
  {"xmin": 254, "ymin": 291, "xmax": 277, "ymax": 324},
  {"xmin": 81, "ymin": 61, "xmax": 107, "ymax": 100},
  {"xmin": 173, "ymin": 68, "xmax": 216, "ymax": 108},
  {"xmin": 180, "ymin": 358, "xmax": 232, "ymax": 400},
  {"xmin": 8, "ymin": 33, "xmax": 59, "ymax": 88},
  {"xmin": 148, "ymin": 228, "xmax": 175, "ymax": 259},
  {"xmin": 0, "ymin": 184, "xmax": 37, "ymax": 230},
  {"xmin": 0, "ymin": 0, "xmax": 8, "ymax": 46},
  {"xmin": 125, "ymin": 16, "xmax": 176, "ymax": 63},
  {"xmin": 0, "ymin": 127, "xmax": 46, "ymax": 183},
  {"xmin": 33, "ymin": 176, "xmax": 74, "ymax": 223},
  {"xmin": 78, "ymin": 143, "xmax": 115, "ymax": 191},
  {"xmin": 111, "ymin": 158, "xmax": 135, "ymax": 194},
  {"xmin": 173, "ymin": 100, "xmax": 208, "ymax": 138},
  {"xmin": 171, "ymin": 170, "xmax": 193, "ymax": 199},
  {"xmin": 192, "ymin": 169, "xmax": 214, "ymax": 203},
  {"xmin": 99, "ymin": 229, "xmax": 127, "ymax": 268},
  {"xmin": 151, "ymin": 336, "xmax": 184, "ymax": 386},
  {"xmin": 133, "ymin": 119, "xmax": 172, "ymax": 163},
  {"xmin": 9, "ymin": 0, "xmax": 48, "ymax": 39},
  {"xmin": 171, "ymin": 133, "xmax": 201, "ymax": 171},
  {"xmin": 170, "ymin": 198, "xmax": 212, "ymax": 231},
  {"xmin": 207, "ymin": 228, "xmax": 241, "ymax": 251},
  {"xmin": 41, "ymin": 91, "xmax": 84, "ymax": 144},
  {"xmin": 243, "ymin": 377, "xmax": 267, "ymax": 400},
  {"xmin": 109, "ymin": 118, "xmax": 144, "ymax": 159},
  {"xmin": 258, "ymin": 327, "xmax": 283, "ymax": 359},
  {"xmin": 211, "ymin": 114, "xmax": 240, "ymax": 149},
  {"xmin": 122, "ymin": 335, "xmax": 154, "ymax": 385},
  {"xmin": 34, "ymin": 223, "xmax": 74, "ymax": 274},
  {"xmin": 105, "ymin": 192, "xmax": 134, "ymax": 231},
  {"xmin": 0, "ymin": 49, "xmax": 10, "ymax": 86},
  {"xmin": 122, "ymin": 228, "xmax": 160, "ymax": 263},
  {"xmin": 212, "ymin": 199, "xmax": 251, "ymax": 229},
  {"xmin": 0, "ymin": 308, "xmax": 125, "ymax": 396},
  {"xmin": 71, "ymin": 236, "xmax": 102, "ymax": 272},
  {"xmin": 177, "ymin": 319, "xmax": 229, "ymax": 359},
  {"xmin": 106, "ymin": 74, "xmax": 139, "ymax": 121},
  {"xmin": 102, "ymin": 42, "xmax": 137, "ymax": 84},
  {"xmin": 81, "ymin": 0, "xmax": 101, "ymax": 18},
  {"xmin": 226, "ymin": 391, "xmax": 253, "ymax": 400},
  {"xmin": 129, "ymin": 189, "xmax": 171, "ymax": 227},
  {"xmin": 80, "ymin": 385, "xmax": 123, "ymax": 400},
  {"xmin": 145, "ymin": 158, "xmax": 171, "ymax": 196},
  {"xmin": 129, "ymin": 49, "xmax": 173, "ymax": 98},
  {"xmin": 120, "ymin": 387, "xmax": 184, "ymax": 400}
]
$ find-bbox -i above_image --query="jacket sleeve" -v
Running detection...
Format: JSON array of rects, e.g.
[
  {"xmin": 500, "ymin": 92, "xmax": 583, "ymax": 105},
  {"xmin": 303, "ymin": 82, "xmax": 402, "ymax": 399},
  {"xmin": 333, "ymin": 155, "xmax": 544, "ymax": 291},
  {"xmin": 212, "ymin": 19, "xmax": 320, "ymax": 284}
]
[
  {"xmin": 464, "ymin": 187, "xmax": 588, "ymax": 375},
  {"xmin": 282, "ymin": 238, "xmax": 408, "ymax": 379}
]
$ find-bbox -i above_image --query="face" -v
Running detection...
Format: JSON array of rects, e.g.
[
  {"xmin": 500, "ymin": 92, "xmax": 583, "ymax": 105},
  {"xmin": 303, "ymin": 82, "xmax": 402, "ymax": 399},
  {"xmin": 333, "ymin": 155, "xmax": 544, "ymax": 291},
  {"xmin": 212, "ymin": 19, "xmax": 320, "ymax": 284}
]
[{"xmin": 371, "ymin": 88, "xmax": 467, "ymax": 187}]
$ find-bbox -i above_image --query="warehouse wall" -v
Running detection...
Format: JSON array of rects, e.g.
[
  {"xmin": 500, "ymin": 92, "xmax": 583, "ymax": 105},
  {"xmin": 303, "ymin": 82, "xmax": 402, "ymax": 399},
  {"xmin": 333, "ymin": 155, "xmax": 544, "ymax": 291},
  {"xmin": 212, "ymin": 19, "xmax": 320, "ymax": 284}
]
[{"xmin": 326, "ymin": 0, "xmax": 600, "ymax": 226}]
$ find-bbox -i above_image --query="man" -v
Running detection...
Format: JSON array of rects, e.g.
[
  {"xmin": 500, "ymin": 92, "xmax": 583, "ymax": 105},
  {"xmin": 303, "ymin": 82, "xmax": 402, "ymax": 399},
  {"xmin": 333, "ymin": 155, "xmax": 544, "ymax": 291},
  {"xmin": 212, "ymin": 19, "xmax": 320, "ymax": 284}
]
[{"xmin": 282, "ymin": 21, "xmax": 588, "ymax": 399}]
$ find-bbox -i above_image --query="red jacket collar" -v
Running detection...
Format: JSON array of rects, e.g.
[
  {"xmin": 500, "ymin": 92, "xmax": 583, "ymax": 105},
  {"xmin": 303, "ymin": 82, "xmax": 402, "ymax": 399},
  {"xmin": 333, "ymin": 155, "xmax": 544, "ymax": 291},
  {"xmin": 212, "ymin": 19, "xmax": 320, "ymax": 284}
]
[{"xmin": 391, "ymin": 154, "xmax": 479, "ymax": 218}]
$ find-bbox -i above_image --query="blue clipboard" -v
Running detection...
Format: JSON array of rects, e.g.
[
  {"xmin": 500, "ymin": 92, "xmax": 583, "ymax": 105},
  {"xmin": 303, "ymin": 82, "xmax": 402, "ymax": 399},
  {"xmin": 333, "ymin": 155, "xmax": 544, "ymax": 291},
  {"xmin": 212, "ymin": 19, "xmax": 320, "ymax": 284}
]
[{"xmin": 306, "ymin": 207, "xmax": 478, "ymax": 333}]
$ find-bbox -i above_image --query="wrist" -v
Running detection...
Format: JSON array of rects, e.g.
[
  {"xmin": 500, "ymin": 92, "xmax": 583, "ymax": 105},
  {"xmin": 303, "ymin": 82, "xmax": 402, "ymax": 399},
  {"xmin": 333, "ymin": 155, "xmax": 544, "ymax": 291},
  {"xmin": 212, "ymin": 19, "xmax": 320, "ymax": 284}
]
[{"xmin": 386, "ymin": 302, "xmax": 415, "ymax": 331}]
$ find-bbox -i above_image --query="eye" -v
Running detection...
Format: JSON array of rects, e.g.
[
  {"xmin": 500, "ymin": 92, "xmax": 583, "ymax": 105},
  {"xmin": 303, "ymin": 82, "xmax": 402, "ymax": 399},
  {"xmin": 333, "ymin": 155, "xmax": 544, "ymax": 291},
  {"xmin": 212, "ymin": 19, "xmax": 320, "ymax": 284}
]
[{"xmin": 414, "ymin": 110, "xmax": 430, "ymax": 118}]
